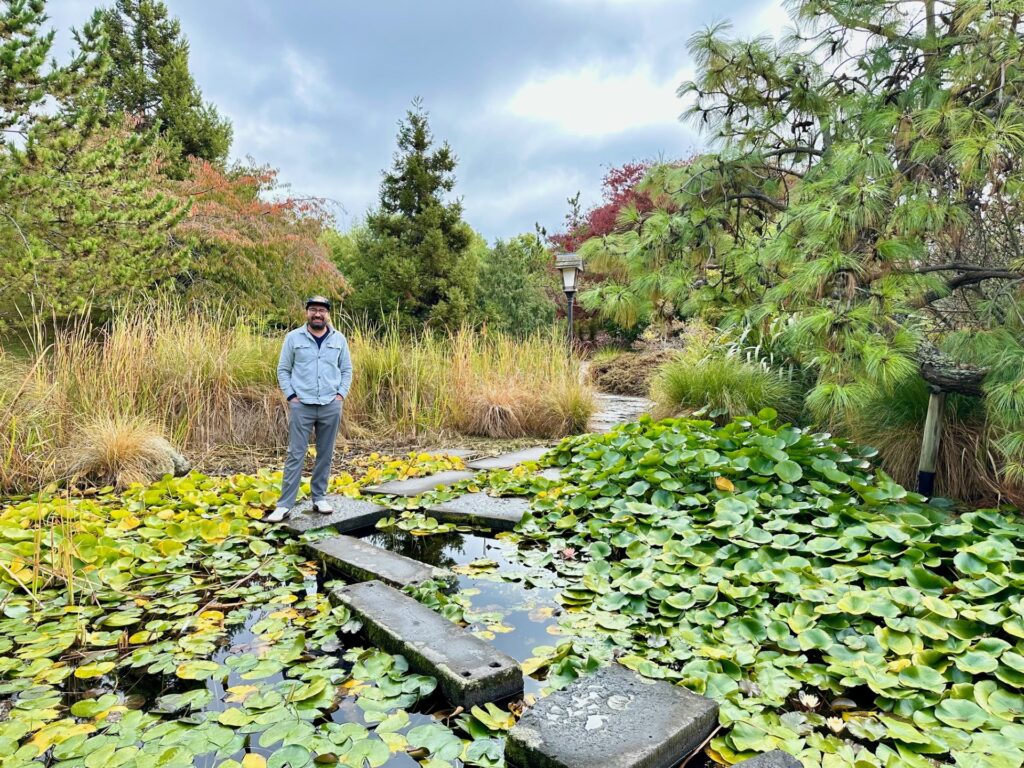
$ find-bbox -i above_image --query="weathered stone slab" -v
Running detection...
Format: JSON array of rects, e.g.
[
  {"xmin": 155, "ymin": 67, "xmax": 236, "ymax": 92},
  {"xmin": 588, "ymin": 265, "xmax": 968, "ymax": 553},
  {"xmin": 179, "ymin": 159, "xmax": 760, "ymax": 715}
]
[
  {"xmin": 427, "ymin": 493, "xmax": 530, "ymax": 532},
  {"xmin": 505, "ymin": 663, "xmax": 718, "ymax": 768},
  {"xmin": 422, "ymin": 448, "xmax": 479, "ymax": 459},
  {"xmin": 467, "ymin": 446, "xmax": 551, "ymax": 470},
  {"xmin": 307, "ymin": 536, "xmax": 449, "ymax": 588},
  {"xmin": 284, "ymin": 496, "xmax": 388, "ymax": 533},
  {"xmin": 363, "ymin": 470, "xmax": 477, "ymax": 497},
  {"xmin": 589, "ymin": 393, "xmax": 653, "ymax": 433},
  {"xmin": 733, "ymin": 751, "xmax": 802, "ymax": 768},
  {"xmin": 333, "ymin": 580, "xmax": 523, "ymax": 707}
]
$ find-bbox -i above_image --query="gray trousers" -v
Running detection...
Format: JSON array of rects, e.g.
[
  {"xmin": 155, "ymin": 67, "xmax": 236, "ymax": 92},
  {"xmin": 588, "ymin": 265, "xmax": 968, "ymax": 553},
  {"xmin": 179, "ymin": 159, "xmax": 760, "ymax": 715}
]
[{"xmin": 278, "ymin": 400, "xmax": 342, "ymax": 508}]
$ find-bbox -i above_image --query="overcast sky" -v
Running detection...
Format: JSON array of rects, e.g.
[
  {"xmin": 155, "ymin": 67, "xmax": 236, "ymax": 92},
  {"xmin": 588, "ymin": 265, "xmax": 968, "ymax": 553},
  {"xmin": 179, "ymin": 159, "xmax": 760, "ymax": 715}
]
[{"xmin": 50, "ymin": 0, "xmax": 791, "ymax": 241}]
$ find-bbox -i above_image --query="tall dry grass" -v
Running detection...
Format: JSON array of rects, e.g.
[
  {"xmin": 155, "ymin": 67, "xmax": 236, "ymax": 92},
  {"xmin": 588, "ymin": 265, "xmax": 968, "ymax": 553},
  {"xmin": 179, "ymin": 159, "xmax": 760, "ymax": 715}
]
[
  {"xmin": 343, "ymin": 322, "xmax": 592, "ymax": 439},
  {"xmin": 841, "ymin": 379, "xmax": 1020, "ymax": 506},
  {"xmin": 0, "ymin": 306, "xmax": 593, "ymax": 493}
]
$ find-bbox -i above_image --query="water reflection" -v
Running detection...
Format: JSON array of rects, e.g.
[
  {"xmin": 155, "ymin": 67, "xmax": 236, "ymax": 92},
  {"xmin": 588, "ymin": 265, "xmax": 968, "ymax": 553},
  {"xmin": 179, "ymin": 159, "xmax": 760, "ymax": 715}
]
[{"xmin": 360, "ymin": 529, "xmax": 562, "ymax": 694}]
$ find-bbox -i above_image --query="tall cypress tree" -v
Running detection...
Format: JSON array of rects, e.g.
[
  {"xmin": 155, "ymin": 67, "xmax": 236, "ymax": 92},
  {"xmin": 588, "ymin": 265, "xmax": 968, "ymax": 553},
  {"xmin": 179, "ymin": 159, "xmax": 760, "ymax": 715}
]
[
  {"xmin": 93, "ymin": 0, "xmax": 232, "ymax": 176},
  {"xmin": 346, "ymin": 100, "xmax": 478, "ymax": 328}
]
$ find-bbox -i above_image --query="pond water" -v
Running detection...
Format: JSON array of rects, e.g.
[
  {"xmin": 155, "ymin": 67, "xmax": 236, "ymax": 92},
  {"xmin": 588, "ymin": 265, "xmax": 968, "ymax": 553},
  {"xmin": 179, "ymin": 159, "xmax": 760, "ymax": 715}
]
[
  {"xmin": 358, "ymin": 529, "xmax": 562, "ymax": 695},
  {"xmin": 36, "ymin": 587, "xmax": 439, "ymax": 768}
]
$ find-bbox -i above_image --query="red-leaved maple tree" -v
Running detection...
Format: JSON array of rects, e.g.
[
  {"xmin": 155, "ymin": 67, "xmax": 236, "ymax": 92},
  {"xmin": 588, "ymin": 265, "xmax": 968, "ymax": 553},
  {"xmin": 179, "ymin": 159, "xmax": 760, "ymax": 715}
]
[{"xmin": 172, "ymin": 160, "xmax": 348, "ymax": 316}]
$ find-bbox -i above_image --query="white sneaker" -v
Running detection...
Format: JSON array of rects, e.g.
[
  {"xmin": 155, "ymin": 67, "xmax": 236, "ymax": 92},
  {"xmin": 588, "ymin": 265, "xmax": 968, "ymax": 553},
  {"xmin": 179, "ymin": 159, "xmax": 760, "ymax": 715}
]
[
  {"xmin": 314, "ymin": 499, "xmax": 333, "ymax": 515},
  {"xmin": 266, "ymin": 506, "xmax": 290, "ymax": 523}
]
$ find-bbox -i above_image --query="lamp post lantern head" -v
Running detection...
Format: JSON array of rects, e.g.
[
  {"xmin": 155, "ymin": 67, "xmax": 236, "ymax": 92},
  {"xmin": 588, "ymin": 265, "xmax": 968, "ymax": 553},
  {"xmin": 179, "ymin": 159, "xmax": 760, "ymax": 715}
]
[{"xmin": 555, "ymin": 252, "xmax": 583, "ymax": 294}]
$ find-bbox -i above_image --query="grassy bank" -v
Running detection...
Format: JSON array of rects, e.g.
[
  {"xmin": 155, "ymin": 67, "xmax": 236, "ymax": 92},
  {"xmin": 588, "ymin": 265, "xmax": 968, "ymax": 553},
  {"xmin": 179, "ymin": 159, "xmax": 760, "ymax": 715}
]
[{"xmin": 0, "ymin": 308, "xmax": 592, "ymax": 493}]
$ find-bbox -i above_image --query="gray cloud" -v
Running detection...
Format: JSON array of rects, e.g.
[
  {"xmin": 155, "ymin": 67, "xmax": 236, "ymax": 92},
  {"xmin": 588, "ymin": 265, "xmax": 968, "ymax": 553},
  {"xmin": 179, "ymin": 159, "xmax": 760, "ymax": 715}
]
[{"xmin": 48, "ymin": 0, "xmax": 788, "ymax": 240}]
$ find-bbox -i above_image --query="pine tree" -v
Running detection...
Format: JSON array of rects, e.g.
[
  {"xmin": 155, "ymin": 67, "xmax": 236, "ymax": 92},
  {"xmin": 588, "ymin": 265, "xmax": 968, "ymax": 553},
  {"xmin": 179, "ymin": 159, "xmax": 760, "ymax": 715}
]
[
  {"xmin": 579, "ymin": 0, "xmax": 1024, "ymax": 486},
  {"xmin": 0, "ymin": 0, "xmax": 186, "ymax": 324},
  {"xmin": 345, "ymin": 100, "xmax": 478, "ymax": 328},
  {"xmin": 93, "ymin": 0, "xmax": 232, "ymax": 176}
]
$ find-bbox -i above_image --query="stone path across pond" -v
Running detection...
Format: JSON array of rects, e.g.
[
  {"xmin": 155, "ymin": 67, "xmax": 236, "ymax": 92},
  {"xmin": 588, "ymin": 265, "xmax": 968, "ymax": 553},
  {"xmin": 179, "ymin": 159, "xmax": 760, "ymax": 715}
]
[
  {"xmin": 589, "ymin": 392, "xmax": 654, "ymax": 433},
  {"xmin": 505, "ymin": 662, "xmax": 718, "ymax": 768},
  {"xmin": 307, "ymin": 535, "xmax": 450, "ymax": 588},
  {"xmin": 283, "ymin": 496, "xmax": 387, "ymax": 533},
  {"xmin": 426, "ymin": 492, "xmax": 531, "ymax": 532},
  {"xmin": 362, "ymin": 469, "xmax": 478, "ymax": 497},
  {"xmin": 333, "ymin": 580, "xmax": 524, "ymax": 708},
  {"xmin": 287, "ymin": 402, "xmax": 803, "ymax": 766}
]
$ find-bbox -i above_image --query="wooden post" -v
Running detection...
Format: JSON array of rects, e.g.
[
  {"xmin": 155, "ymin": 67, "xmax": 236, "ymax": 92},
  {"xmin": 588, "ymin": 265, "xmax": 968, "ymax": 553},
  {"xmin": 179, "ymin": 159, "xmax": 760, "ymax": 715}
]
[{"xmin": 917, "ymin": 388, "xmax": 945, "ymax": 497}]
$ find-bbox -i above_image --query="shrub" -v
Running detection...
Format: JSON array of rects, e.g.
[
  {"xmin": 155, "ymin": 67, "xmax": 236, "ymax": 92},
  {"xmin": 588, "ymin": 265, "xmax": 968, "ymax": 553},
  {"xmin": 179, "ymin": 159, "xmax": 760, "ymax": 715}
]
[{"xmin": 651, "ymin": 352, "xmax": 802, "ymax": 423}]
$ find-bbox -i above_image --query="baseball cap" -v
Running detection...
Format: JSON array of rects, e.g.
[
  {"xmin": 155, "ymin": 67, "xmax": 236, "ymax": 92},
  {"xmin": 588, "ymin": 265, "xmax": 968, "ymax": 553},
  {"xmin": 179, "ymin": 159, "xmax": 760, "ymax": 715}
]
[{"xmin": 305, "ymin": 295, "xmax": 332, "ymax": 310}]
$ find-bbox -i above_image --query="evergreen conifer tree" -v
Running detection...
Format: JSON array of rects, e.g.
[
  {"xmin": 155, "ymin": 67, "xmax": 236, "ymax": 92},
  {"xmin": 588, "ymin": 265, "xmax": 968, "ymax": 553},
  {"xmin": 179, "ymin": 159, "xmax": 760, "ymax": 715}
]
[
  {"xmin": 346, "ymin": 100, "xmax": 478, "ymax": 328},
  {"xmin": 93, "ymin": 0, "xmax": 232, "ymax": 176},
  {"xmin": 0, "ymin": 0, "xmax": 185, "ymax": 324}
]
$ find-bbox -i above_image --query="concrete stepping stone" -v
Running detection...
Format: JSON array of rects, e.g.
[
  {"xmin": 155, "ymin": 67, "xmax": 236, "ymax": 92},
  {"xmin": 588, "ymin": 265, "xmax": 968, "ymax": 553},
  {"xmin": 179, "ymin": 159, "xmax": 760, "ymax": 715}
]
[
  {"xmin": 284, "ymin": 496, "xmax": 388, "ymax": 533},
  {"xmin": 427, "ymin": 492, "xmax": 531, "ymax": 532},
  {"xmin": 505, "ymin": 663, "xmax": 718, "ymax": 768},
  {"xmin": 422, "ymin": 447, "xmax": 479, "ymax": 459},
  {"xmin": 733, "ymin": 752, "xmax": 801, "ymax": 768},
  {"xmin": 307, "ymin": 536, "xmax": 450, "ymax": 588},
  {"xmin": 362, "ymin": 470, "xmax": 476, "ymax": 497},
  {"xmin": 333, "ymin": 580, "xmax": 523, "ymax": 707},
  {"xmin": 589, "ymin": 393, "xmax": 653, "ymax": 433},
  {"xmin": 467, "ymin": 446, "xmax": 551, "ymax": 470}
]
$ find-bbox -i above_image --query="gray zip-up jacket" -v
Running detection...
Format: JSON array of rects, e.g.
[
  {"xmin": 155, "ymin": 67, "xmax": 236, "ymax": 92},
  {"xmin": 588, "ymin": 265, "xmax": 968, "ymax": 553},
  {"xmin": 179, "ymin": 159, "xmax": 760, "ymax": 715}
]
[{"xmin": 277, "ymin": 326, "xmax": 353, "ymax": 405}]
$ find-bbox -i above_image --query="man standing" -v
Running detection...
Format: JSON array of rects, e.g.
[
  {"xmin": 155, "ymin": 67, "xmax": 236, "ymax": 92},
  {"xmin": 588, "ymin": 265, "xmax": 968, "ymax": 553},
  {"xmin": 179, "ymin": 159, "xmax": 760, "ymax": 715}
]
[{"xmin": 267, "ymin": 296, "xmax": 353, "ymax": 522}]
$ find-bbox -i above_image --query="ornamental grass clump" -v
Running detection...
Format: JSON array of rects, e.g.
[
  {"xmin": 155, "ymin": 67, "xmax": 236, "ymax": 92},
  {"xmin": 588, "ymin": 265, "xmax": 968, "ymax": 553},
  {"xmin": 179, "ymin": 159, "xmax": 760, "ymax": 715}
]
[
  {"xmin": 516, "ymin": 411, "xmax": 1024, "ymax": 767},
  {"xmin": 651, "ymin": 352, "xmax": 803, "ymax": 423},
  {"xmin": 841, "ymin": 377, "xmax": 1011, "ymax": 507},
  {"xmin": 65, "ymin": 415, "xmax": 180, "ymax": 489},
  {"xmin": 448, "ymin": 327, "xmax": 593, "ymax": 439}
]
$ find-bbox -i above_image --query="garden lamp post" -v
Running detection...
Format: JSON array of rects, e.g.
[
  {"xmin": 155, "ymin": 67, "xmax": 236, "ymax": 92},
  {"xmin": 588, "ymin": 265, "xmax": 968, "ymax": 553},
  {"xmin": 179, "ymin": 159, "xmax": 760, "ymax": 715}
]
[{"xmin": 555, "ymin": 253, "xmax": 583, "ymax": 352}]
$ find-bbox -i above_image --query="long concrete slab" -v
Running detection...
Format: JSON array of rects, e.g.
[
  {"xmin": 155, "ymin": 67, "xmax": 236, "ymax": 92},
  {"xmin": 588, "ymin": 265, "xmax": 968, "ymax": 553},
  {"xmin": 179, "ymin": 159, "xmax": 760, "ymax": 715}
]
[
  {"xmin": 505, "ymin": 663, "xmax": 718, "ymax": 768},
  {"xmin": 333, "ymin": 580, "xmax": 523, "ymax": 707},
  {"xmin": 307, "ymin": 536, "xmax": 449, "ymax": 588},
  {"xmin": 362, "ymin": 470, "xmax": 477, "ymax": 497},
  {"xmin": 467, "ymin": 446, "xmax": 552, "ymax": 470},
  {"xmin": 733, "ymin": 752, "xmax": 801, "ymax": 768},
  {"xmin": 421, "ymin": 448, "xmax": 479, "ymax": 459},
  {"xmin": 283, "ymin": 496, "xmax": 388, "ymax": 533},
  {"xmin": 426, "ymin": 493, "xmax": 530, "ymax": 532}
]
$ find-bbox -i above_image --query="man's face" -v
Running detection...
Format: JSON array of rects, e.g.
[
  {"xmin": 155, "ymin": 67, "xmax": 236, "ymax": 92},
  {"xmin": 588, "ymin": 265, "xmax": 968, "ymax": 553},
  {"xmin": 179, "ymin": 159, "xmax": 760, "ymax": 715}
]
[{"xmin": 306, "ymin": 305, "xmax": 329, "ymax": 330}]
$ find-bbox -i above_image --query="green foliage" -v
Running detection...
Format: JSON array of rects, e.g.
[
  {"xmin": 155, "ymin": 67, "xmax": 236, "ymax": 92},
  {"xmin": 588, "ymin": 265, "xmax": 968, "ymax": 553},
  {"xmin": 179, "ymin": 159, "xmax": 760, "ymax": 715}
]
[
  {"xmin": 172, "ymin": 160, "xmax": 347, "ymax": 322},
  {"xmin": 344, "ymin": 100, "xmax": 479, "ymax": 329},
  {"xmin": 0, "ymin": 0, "xmax": 186, "ymax": 325},
  {"xmin": 477, "ymin": 234, "xmax": 557, "ymax": 336},
  {"xmin": 0, "ymin": 458, "xmax": 511, "ymax": 768},
  {"xmin": 575, "ymin": 1, "xmax": 1024, "ymax": 489},
  {"xmin": 92, "ymin": 0, "xmax": 232, "ymax": 175},
  {"xmin": 651, "ymin": 351, "xmax": 803, "ymax": 423},
  {"xmin": 513, "ymin": 413, "xmax": 1024, "ymax": 766}
]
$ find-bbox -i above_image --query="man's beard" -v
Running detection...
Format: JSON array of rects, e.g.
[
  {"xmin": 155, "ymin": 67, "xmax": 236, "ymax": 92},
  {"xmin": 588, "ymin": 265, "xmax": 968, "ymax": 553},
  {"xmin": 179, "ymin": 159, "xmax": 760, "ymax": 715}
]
[{"xmin": 309, "ymin": 319, "xmax": 326, "ymax": 330}]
